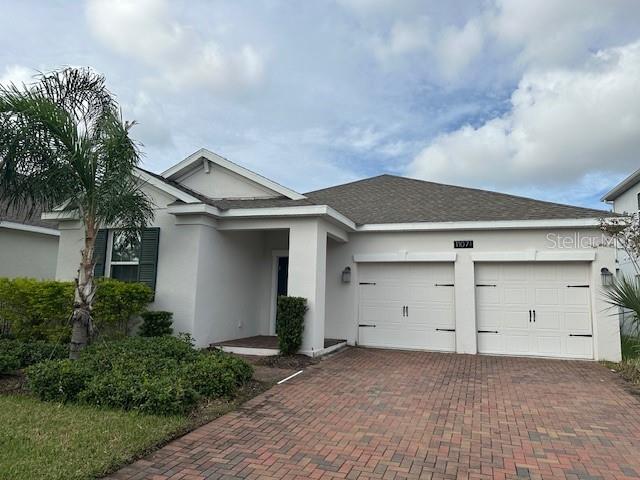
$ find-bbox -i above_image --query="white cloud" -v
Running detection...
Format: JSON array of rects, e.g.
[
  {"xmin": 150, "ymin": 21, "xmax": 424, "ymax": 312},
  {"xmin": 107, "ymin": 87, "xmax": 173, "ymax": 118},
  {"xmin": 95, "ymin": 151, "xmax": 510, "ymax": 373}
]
[
  {"xmin": 408, "ymin": 41, "xmax": 640, "ymax": 189},
  {"xmin": 0, "ymin": 65, "xmax": 34, "ymax": 86},
  {"xmin": 85, "ymin": 0, "xmax": 264, "ymax": 93}
]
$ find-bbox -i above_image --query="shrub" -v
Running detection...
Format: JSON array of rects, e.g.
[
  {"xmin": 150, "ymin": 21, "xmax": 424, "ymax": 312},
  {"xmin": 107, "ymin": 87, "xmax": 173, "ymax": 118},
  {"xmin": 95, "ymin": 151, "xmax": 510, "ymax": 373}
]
[
  {"xmin": 0, "ymin": 338, "xmax": 68, "ymax": 374},
  {"xmin": 0, "ymin": 277, "xmax": 154, "ymax": 342},
  {"xmin": 276, "ymin": 296, "xmax": 308, "ymax": 355},
  {"xmin": 0, "ymin": 278, "xmax": 74, "ymax": 342},
  {"xmin": 25, "ymin": 336, "xmax": 253, "ymax": 415},
  {"xmin": 139, "ymin": 311, "xmax": 173, "ymax": 337},
  {"xmin": 26, "ymin": 359, "xmax": 93, "ymax": 402},
  {"xmin": 92, "ymin": 278, "xmax": 154, "ymax": 338}
]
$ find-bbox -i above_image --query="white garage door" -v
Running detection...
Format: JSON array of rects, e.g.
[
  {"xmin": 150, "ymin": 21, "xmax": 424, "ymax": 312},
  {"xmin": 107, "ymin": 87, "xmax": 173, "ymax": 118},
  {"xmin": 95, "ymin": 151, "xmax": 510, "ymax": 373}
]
[
  {"xmin": 357, "ymin": 262, "xmax": 456, "ymax": 351},
  {"xmin": 476, "ymin": 262, "xmax": 593, "ymax": 359}
]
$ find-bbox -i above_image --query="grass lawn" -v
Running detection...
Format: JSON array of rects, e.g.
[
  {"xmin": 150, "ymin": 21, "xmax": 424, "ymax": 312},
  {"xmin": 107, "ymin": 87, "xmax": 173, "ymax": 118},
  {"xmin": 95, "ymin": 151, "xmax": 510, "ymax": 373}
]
[
  {"xmin": 0, "ymin": 394, "xmax": 186, "ymax": 480},
  {"xmin": 0, "ymin": 379, "xmax": 269, "ymax": 480}
]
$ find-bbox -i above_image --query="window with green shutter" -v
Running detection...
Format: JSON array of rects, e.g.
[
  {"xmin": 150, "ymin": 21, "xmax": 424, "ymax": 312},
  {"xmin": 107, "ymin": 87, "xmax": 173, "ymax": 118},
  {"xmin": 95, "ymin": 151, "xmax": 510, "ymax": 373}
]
[{"xmin": 92, "ymin": 227, "xmax": 160, "ymax": 292}]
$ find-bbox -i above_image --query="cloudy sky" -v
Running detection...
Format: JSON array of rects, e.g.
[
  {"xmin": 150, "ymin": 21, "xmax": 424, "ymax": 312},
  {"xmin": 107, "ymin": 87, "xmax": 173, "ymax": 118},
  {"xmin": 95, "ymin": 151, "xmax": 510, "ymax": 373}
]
[{"xmin": 1, "ymin": 0, "xmax": 639, "ymax": 208}]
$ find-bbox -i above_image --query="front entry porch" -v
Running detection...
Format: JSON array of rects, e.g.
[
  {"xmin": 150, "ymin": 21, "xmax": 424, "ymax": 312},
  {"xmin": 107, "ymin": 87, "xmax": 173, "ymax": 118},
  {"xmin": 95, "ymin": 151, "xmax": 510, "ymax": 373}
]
[{"xmin": 212, "ymin": 335, "xmax": 347, "ymax": 356}]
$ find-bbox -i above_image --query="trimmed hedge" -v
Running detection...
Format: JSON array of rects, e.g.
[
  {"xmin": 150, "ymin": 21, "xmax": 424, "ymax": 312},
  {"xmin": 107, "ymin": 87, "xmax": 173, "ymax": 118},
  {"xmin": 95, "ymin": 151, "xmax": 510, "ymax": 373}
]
[
  {"xmin": 139, "ymin": 311, "xmax": 173, "ymax": 337},
  {"xmin": 276, "ymin": 296, "xmax": 308, "ymax": 355},
  {"xmin": 0, "ymin": 338, "xmax": 68, "ymax": 374},
  {"xmin": 0, "ymin": 277, "xmax": 153, "ymax": 342},
  {"xmin": 26, "ymin": 336, "xmax": 253, "ymax": 415}
]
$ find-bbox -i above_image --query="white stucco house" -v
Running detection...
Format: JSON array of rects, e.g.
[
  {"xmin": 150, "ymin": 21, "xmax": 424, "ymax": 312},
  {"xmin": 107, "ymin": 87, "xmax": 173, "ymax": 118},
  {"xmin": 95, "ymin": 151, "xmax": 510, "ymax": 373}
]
[
  {"xmin": 0, "ymin": 197, "xmax": 59, "ymax": 279},
  {"xmin": 48, "ymin": 149, "xmax": 621, "ymax": 361},
  {"xmin": 602, "ymin": 168, "xmax": 640, "ymax": 280}
]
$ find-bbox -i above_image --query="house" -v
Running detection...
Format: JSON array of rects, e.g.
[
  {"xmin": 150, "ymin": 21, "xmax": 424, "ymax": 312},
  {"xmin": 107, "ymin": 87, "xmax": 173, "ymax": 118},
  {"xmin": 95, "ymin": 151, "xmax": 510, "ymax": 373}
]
[
  {"xmin": 602, "ymin": 167, "xmax": 640, "ymax": 280},
  {"xmin": 0, "ymin": 197, "xmax": 59, "ymax": 279},
  {"xmin": 48, "ymin": 149, "xmax": 621, "ymax": 361}
]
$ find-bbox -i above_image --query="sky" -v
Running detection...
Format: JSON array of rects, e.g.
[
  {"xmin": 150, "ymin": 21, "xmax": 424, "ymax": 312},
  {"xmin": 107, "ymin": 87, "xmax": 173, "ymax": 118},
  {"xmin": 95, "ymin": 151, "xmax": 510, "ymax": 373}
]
[{"xmin": 1, "ymin": 0, "xmax": 640, "ymax": 209}]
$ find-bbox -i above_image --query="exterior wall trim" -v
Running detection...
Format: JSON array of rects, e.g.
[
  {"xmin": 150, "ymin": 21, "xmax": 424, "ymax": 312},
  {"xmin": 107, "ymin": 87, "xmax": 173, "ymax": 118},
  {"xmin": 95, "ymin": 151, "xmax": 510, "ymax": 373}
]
[
  {"xmin": 353, "ymin": 252, "xmax": 457, "ymax": 262},
  {"xmin": 471, "ymin": 250, "xmax": 597, "ymax": 262},
  {"xmin": 356, "ymin": 218, "xmax": 605, "ymax": 232}
]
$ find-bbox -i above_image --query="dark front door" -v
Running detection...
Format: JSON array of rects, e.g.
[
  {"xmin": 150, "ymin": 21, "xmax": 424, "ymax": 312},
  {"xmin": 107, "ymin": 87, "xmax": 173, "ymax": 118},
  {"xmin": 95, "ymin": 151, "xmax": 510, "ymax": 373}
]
[
  {"xmin": 276, "ymin": 256, "xmax": 289, "ymax": 334},
  {"xmin": 277, "ymin": 256, "xmax": 289, "ymax": 297}
]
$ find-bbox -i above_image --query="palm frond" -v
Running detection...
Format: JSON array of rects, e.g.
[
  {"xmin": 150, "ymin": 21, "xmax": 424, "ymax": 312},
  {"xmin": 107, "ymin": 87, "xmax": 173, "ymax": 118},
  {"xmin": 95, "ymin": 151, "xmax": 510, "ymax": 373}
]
[{"xmin": 603, "ymin": 275, "xmax": 640, "ymax": 336}]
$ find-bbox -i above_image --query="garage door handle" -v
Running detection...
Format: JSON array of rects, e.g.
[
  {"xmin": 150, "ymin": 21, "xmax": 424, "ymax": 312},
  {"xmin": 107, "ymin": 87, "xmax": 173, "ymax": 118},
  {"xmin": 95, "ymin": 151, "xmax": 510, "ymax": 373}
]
[
  {"xmin": 569, "ymin": 334, "xmax": 592, "ymax": 337},
  {"xmin": 358, "ymin": 324, "xmax": 376, "ymax": 328},
  {"xmin": 436, "ymin": 328, "xmax": 455, "ymax": 332},
  {"xmin": 529, "ymin": 310, "xmax": 532, "ymax": 322},
  {"xmin": 478, "ymin": 330, "xmax": 499, "ymax": 334},
  {"xmin": 533, "ymin": 309, "xmax": 536, "ymax": 322}
]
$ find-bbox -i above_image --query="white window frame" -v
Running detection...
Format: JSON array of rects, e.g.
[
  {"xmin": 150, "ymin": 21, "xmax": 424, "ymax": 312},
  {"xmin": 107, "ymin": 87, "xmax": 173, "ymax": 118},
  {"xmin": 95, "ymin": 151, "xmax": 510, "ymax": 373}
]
[{"xmin": 105, "ymin": 230, "xmax": 140, "ymax": 279}]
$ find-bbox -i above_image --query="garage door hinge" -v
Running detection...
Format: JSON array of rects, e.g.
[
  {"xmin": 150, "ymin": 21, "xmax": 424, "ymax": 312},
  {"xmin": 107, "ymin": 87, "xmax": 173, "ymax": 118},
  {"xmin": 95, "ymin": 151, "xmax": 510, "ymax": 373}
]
[
  {"xmin": 358, "ymin": 324, "xmax": 376, "ymax": 328},
  {"xmin": 359, "ymin": 282, "xmax": 376, "ymax": 285},
  {"xmin": 434, "ymin": 283, "xmax": 455, "ymax": 287},
  {"xmin": 569, "ymin": 334, "xmax": 592, "ymax": 337},
  {"xmin": 567, "ymin": 285, "xmax": 589, "ymax": 288},
  {"xmin": 436, "ymin": 328, "xmax": 456, "ymax": 332},
  {"xmin": 478, "ymin": 330, "xmax": 499, "ymax": 334},
  {"xmin": 475, "ymin": 284, "xmax": 497, "ymax": 287}
]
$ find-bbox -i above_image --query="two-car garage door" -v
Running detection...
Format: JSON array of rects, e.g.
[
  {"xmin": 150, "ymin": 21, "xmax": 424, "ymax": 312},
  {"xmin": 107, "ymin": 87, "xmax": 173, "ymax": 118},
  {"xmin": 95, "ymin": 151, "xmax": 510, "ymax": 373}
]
[
  {"xmin": 357, "ymin": 263, "xmax": 456, "ymax": 352},
  {"xmin": 356, "ymin": 261, "xmax": 593, "ymax": 359}
]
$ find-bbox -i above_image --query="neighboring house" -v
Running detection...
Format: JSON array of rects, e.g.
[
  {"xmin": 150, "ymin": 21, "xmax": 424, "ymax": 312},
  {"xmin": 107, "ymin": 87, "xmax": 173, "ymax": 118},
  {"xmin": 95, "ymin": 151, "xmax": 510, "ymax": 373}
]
[
  {"xmin": 602, "ymin": 168, "xmax": 640, "ymax": 334},
  {"xmin": 0, "ymin": 197, "xmax": 60, "ymax": 279},
  {"xmin": 48, "ymin": 149, "xmax": 621, "ymax": 361},
  {"xmin": 602, "ymin": 167, "xmax": 640, "ymax": 280}
]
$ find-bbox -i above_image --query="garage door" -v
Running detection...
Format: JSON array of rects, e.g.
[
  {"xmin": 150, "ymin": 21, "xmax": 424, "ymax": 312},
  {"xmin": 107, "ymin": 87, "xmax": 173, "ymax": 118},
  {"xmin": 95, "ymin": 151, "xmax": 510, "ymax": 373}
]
[
  {"xmin": 476, "ymin": 262, "xmax": 593, "ymax": 359},
  {"xmin": 357, "ymin": 262, "xmax": 456, "ymax": 351}
]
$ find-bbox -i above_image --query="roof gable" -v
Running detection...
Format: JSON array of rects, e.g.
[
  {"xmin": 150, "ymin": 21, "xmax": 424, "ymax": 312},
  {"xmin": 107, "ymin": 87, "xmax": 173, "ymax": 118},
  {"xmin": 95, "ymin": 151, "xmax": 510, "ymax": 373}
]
[{"xmin": 162, "ymin": 148, "xmax": 305, "ymax": 200}]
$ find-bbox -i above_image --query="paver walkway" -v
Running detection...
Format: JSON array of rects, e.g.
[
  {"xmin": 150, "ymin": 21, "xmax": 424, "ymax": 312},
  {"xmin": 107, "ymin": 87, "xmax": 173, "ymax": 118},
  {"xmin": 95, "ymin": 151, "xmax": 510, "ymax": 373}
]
[{"xmin": 107, "ymin": 348, "xmax": 640, "ymax": 479}]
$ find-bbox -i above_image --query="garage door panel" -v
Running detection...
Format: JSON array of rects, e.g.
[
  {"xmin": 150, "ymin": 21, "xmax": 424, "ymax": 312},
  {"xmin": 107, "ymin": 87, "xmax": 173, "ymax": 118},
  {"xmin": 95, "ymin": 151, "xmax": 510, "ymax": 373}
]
[
  {"xmin": 567, "ymin": 336, "xmax": 593, "ymax": 357},
  {"xmin": 504, "ymin": 287, "xmax": 527, "ymax": 304},
  {"xmin": 410, "ymin": 304, "xmax": 455, "ymax": 328},
  {"xmin": 534, "ymin": 288, "xmax": 560, "ymax": 305},
  {"xmin": 475, "ymin": 262, "xmax": 593, "ymax": 359}
]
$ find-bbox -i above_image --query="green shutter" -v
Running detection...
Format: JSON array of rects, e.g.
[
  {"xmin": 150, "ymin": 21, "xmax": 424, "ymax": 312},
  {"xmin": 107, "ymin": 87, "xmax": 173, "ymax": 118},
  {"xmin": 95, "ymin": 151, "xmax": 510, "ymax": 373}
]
[
  {"xmin": 93, "ymin": 229, "xmax": 108, "ymax": 277},
  {"xmin": 138, "ymin": 227, "xmax": 160, "ymax": 292}
]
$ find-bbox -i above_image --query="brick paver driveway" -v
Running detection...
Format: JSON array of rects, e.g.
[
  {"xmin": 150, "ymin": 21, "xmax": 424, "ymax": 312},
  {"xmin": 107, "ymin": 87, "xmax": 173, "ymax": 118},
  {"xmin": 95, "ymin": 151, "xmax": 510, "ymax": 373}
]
[{"xmin": 108, "ymin": 348, "xmax": 640, "ymax": 480}]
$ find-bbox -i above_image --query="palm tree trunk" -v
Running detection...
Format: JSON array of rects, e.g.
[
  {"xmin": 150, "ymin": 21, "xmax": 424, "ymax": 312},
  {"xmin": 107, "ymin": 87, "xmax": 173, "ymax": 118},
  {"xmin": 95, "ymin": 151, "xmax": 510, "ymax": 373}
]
[{"xmin": 69, "ymin": 224, "xmax": 98, "ymax": 360}]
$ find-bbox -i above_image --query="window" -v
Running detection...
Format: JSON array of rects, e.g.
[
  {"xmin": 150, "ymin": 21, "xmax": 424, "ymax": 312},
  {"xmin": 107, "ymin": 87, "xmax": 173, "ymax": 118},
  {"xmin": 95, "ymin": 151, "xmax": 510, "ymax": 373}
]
[{"xmin": 109, "ymin": 230, "xmax": 141, "ymax": 282}]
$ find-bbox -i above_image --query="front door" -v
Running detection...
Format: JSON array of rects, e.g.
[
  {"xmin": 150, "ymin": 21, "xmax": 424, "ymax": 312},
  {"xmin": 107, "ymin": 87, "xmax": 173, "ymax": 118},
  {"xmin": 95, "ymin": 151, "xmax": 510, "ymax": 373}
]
[{"xmin": 275, "ymin": 256, "xmax": 289, "ymax": 334}]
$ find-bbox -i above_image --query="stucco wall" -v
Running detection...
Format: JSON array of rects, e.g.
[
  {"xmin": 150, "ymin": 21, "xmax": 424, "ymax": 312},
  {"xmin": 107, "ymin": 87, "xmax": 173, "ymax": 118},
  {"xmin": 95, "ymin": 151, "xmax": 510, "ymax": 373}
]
[
  {"xmin": 0, "ymin": 227, "xmax": 59, "ymax": 279},
  {"xmin": 324, "ymin": 227, "xmax": 620, "ymax": 361}
]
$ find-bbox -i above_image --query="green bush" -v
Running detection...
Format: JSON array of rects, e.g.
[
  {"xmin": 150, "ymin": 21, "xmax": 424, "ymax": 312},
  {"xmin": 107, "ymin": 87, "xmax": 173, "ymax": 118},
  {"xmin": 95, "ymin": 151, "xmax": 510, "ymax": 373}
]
[
  {"xmin": 0, "ymin": 277, "xmax": 153, "ymax": 342},
  {"xmin": 0, "ymin": 338, "xmax": 68, "ymax": 374},
  {"xmin": 276, "ymin": 296, "xmax": 308, "ymax": 355},
  {"xmin": 25, "ymin": 336, "xmax": 253, "ymax": 415},
  {"xmin": 26, "ymin": 359, "xmax": 93, "ymax": 402},
  {"xmin": 92, "ymin": 278, "xmax": 153, "ymax": 338},
  {"xmin": 139, "ymin": 311, "xmax": 173, "ymax": 337},
  {"xmin": 0, "ymin": 278, "xmax": 74, "ymax": 342}
]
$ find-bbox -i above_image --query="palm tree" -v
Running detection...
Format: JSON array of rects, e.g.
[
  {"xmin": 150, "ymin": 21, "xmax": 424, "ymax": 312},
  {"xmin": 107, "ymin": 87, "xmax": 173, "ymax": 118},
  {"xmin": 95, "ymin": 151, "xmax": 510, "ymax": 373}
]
[{"xmin": 0, "ymin": 68, "xmax": 154, "ymax": 359}]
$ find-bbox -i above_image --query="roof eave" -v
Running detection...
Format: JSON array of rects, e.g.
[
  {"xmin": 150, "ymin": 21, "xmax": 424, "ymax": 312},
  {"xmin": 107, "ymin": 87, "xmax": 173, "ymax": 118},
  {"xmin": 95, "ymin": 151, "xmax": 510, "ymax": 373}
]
[{"xmin": 601, "ymin": 168, "xmax": 640, "ymax": 202}]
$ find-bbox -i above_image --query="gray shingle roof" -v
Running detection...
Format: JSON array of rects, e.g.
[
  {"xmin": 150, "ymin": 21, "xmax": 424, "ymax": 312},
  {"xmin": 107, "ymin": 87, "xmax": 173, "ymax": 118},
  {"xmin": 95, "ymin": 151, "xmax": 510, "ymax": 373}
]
[
  {"xmin": 143, "ymin": 168, "xmax": 611, "ymax": 225},
  {"xmin": 304, "ymin": 175, "xmax": 611, "ymax": 225},
  {"xmin": 0, "ymin": 196, "xmax": 55, "ymax": 229}
]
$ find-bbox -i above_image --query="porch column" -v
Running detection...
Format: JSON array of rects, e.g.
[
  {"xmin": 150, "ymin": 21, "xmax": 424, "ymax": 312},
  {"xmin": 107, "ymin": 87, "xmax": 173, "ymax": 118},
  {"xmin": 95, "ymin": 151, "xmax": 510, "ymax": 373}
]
[{"xmin": 287, "ymin": 219, "xmax": 327, "ymax": 356}]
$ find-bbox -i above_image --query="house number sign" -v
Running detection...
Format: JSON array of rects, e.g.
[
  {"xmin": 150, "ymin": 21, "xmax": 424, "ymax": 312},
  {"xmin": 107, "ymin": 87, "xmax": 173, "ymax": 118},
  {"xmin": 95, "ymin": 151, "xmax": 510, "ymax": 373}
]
[{"xmin": 453, "ymin": 240, "xmax": 474, "ymax": 249}]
